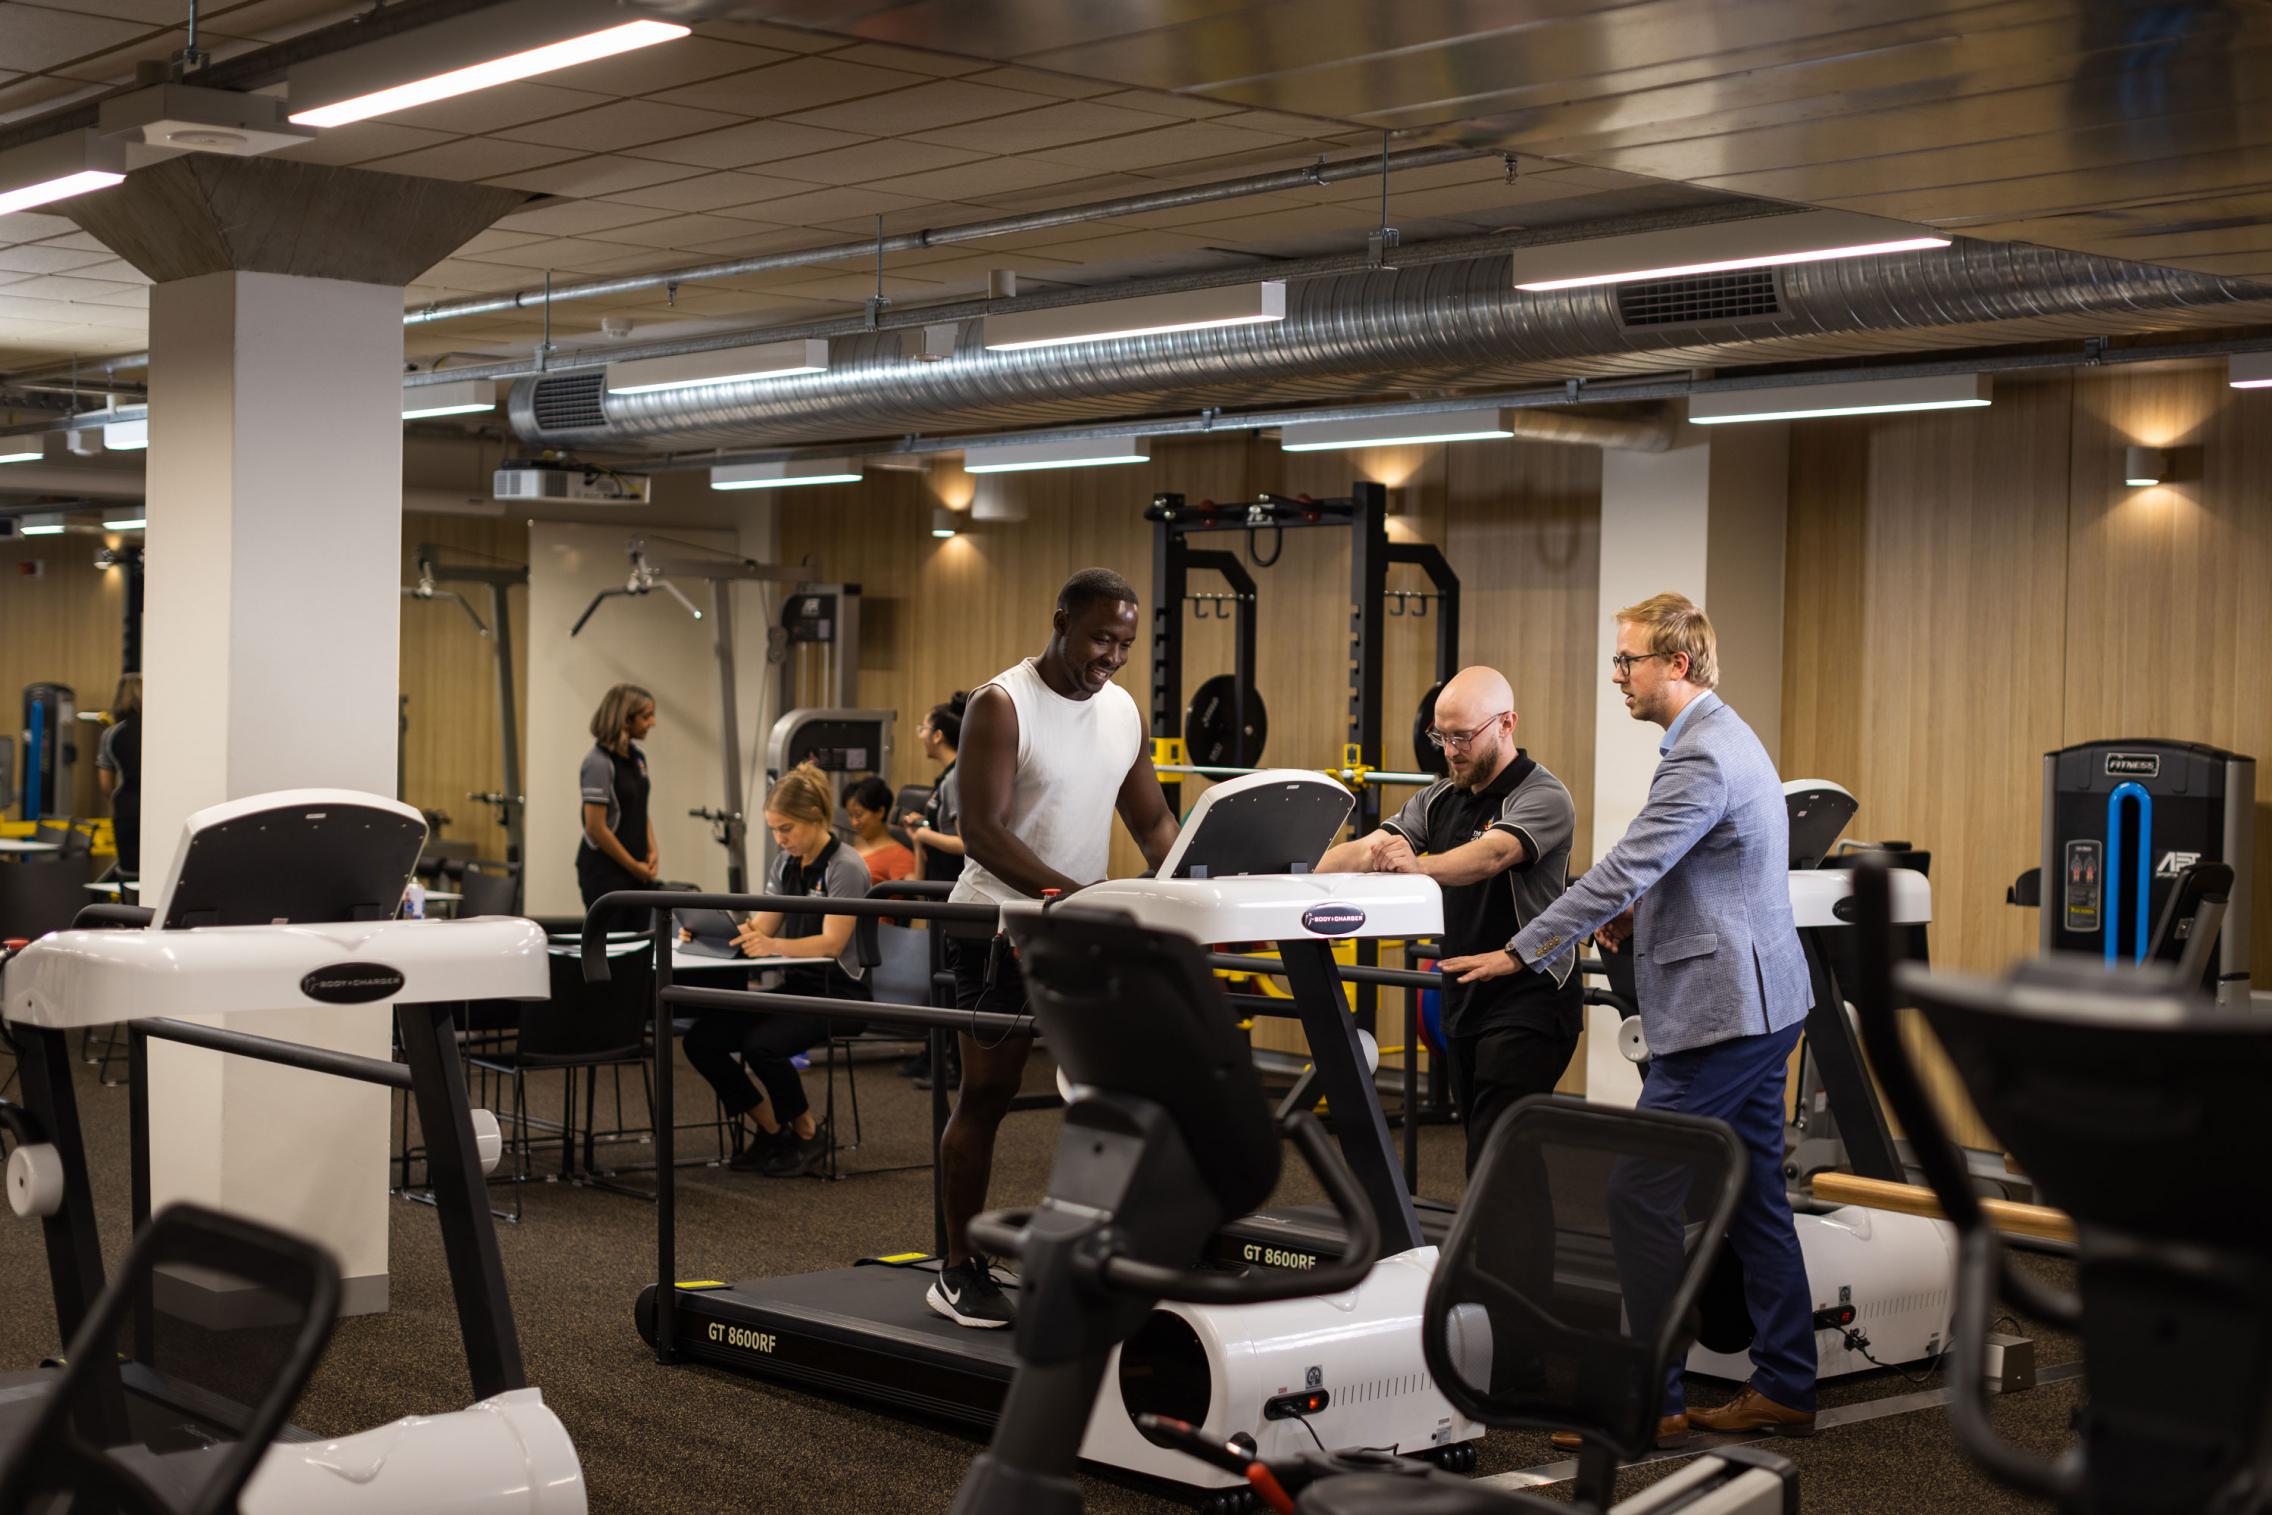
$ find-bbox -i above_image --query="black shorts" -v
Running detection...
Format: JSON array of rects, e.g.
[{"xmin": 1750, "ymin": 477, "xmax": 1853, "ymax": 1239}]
[{"xmin": 945, "ymin": 933, "xmax": 1031, "ymax": 1031}]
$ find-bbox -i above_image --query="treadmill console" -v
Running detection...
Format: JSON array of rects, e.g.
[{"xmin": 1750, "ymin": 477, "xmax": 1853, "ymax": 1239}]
[
  {"xmin": 1154, "ymin": 769, "xmax": 1355, "ymax": 880},
  {"xmin": 1785, "ymin": 779, "xmax": 1860, "ymax": 869},
  {"xmin": 145, "ymin": 789, "xmax": 427, "ymax": 929}
]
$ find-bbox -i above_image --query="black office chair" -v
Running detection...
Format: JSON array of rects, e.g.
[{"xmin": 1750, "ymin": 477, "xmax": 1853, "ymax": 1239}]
[
  {"xmin": 457, "ymin": 862, "xmax": 518, "ymax": 918},
  {"xmin": 1853, "ymin": 865, "xmax": 2272, "ymax": 1515},
  {"xmin": 32, "ymin": 816, "xmax": 93, "ymax": 862},
  {"xmin": 0, "ymin": 1203, "xmax": 339, "ymax": 1515},
  {"xmin": 467, "ymin": 945, "xmax": 657, "ymax": 1218}
]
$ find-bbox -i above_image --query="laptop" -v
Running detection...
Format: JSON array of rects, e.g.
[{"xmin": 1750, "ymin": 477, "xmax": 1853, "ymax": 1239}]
[{"xmin": 675, "ymin": 907, "xmax": 746, "ymax": 959}]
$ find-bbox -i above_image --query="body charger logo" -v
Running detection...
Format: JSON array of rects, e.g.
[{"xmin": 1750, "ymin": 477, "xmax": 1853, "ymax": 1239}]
[
  {"xmin": 299, "ymin": 963, "xmax": 406, "ymax": 1003},
  {"xmin": 1300, "ymin": 904, "xmax": 1367, "ymax": 936}
]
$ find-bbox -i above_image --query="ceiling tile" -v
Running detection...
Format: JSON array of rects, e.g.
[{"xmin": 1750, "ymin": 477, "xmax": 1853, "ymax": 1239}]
[
  {"xmin": 383, "ymin": 81, "xmax": 616, "ymax": 136},
  {"xmin": 586, "ymin": 213, "xmax": 799, "ymax": 250},
  {"xmin": 1216, "ymin": 108, "xmax": 1364, "ymax": 138},
  {"xmin": 653, "ymin": 55, "xmax": 929, "ymax": 117},
  {"xmin": 1, "ymin": 79, "xmax": 107, "ymax": 127},
  {"xmin": 688, "ymin": 19, "xmax": 842, "ymax": 54},
  {"xmin": 1088, "ymin": 90, "xmax": 1243, "ymax": 121},
  {"xmin": 448, "ymin": 228, "xmax": 549, "ymax": 258},
  {"xmin": 599, "ymin": 170, "xmax": 814, "ymax": 213},
  {"xmin": 494, "ymin": 199, "xmax": 663, "ymax": 237},
  {"xmin": 961, "ymin": 66, "xmax": 1120, "ymax": 101},
  {"xmin": 864, "ymin": 155, "xmax": 1106, "ymax": 203},
  {"xmin": 361, "ymin": 138, "xmax": 580, "ymax": 183},
  {"xmin": 826, "ymin": 41, "xmax": 991, "ymax": 78},
  {"xmin": 413, "ymin": 258, "xmax": 554, "ymax": 296},
  {"xmin": 200, "ymin": 0, "xmax": 362, "ymax": 42},
  {"xmin": 0, "ymin": 6, "xmax": 145, "ymax": 71},
  {"xmin": 619, "ymin": 118, "xmax": 870, "ymax": 169},
  {"xmin": 29, "ymin": 0, "xmax": 213, "ymax": 21},
  {"xmin": 485, "ymin": 155, "xmax": 710, "ymax": 199},
  {"xmin": 907, "ymin": 98, "xmax": 1175, "ymax": 156},
  {"xmin": 0, "ymin": 212, "xmax": 80, "ymax": 245},
  {"xmin": 766, "ymin": 270, "xmax": 946, "ymax": 301},
  {"xmin": 785, "ymin": 77, "xmax": 1062, "ymax": 135},
  {"xmin": 35, "ymin": 230, "xmax": 109, "ymax": 252},
  {"xmin": 268, "ymin": 120, "xmax": 458, "ymax": 167},
  {"xmin": 765, "ymin": 138, "xmax": 990, "ymax": 187},
  {"xmin": 0, "ymin": 244, "xmax": 118, "ymax": 276},
  {"xmin": 496, "ymin": 98, "xmax": 747, "ymax": 152},
  {"xmin": 1026, "ymin": 120, "xmax": 1307, "ymax": 172},
  {"xmin": 52, "ymin": 27, "xmax": 267, "ymax": 83},
  {"xmin": 67, "ymin": 257, "xmax": 148, "ymax": 285},
  {"xmin": 710, "ymin": 184, "xmax": 940, "ymax": 226},
  {"xmin": 81, "ymin": 283, "xmax": 147, "ymax": 307},
  {"xmin": 542, "ymin": 35, "xmax": 794, "ymax": 97},
  {"xmin": 1, "ymin": 273, "xmax": 140, "ymax": 303}
]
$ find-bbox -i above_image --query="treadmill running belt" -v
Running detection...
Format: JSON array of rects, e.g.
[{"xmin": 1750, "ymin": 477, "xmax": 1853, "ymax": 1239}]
[{"xmin": 638, "ymin": 1265, "xmax": 1022, "ymax": 1429}]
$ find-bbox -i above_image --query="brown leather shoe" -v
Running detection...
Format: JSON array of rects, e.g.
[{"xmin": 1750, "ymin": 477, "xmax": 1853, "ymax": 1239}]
[
  {"xmin": 1687, "ymin": 1386, "xmax": 1816, "ymax": 1437},
  {"xmin": 1549, "ymin": 1413, "xmax": 1690, "ymax": 1453}
]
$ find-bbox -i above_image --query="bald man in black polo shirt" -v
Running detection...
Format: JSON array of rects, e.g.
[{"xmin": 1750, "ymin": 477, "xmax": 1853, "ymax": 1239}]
[{"xmin": 1317, "ymin": 665, "xmax": 1583, "ymax": 1169}]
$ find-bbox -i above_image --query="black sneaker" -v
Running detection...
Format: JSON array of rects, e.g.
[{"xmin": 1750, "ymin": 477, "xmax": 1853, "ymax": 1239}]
[
  {"xmin": 758, "ymin": 1122, "xmax": 830, "ymax": 1178},
  {"xmin": 897, "ymin": 1051, "xmax": 929, "ymax": 1079},
  {"xmin": 728, "ymin": 1128, "xmax": 792, "ymax": 1172},
  {"xmin": 926, "ymin": 1259, "xmax": 1015, "ymax": 1329}
]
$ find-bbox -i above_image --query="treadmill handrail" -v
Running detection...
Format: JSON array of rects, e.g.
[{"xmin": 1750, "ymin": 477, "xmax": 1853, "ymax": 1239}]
[{"xmin": 580, "ymin": 889, "xmax": 998, "ymax": 982}]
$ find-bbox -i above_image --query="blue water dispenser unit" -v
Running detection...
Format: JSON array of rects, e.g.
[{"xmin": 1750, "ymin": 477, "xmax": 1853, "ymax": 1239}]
[{"xmin": 2042, "ymin": 739, "xmax": 2253, "ymax": 993}]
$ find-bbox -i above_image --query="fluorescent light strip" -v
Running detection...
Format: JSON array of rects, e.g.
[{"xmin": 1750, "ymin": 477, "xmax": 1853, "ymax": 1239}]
[
  {"xmin": 1517, "ymin": 237, "xmax": 1951, "ymax": 291},
  {"xmin": 2125, "ymin": 477, "xmax": 2161, "ymax": 486},
  {"xmin": 103, "ymin": 517, "xmax": 147, "ymax": 530},
  {"xmin": 1284, "ymin": 426, "xmax": 1512, "ymax": 452},
  {"xmin": 965, "ymin": 452, "xmax": 1147, "ymax": 474},
  {"xmin": 985, "ymin": 312, "xmax": 1282, "ymax": 353},
  {"xmin": 102, "ymin": 420, "xmax": 148, "ymax": 451},
  {"xmin": 2232, "ymin": 379, "xmax": 2272, "ymax": 390},
  {"xmin": 0, "ymin": 169, "xmax": 126, "ymax": 216},
  {"xmin": 0, "ymin": 448, "xmax": 43, "ymax": 465},
  {"xmin": 19, "ymin": 524, "xmax": 65, "ymax": 536},
  {"xmin": 2229, "ymin": 353, "xmax": 2272, "ymax": 389},
  {"xmin": 402, "ymin": 401, "xmax": 498, "ymax": 420},
  {"xmin": 1690, "ymin": 397, "xmax": 1989, "ymax": 424},
  {"xmin": 713, "ymin": 473, "xmax": 862, "ymax": 490},
  {"xmin": 289, "ymin": 20, "xmax": 688, "ymax": 128}
]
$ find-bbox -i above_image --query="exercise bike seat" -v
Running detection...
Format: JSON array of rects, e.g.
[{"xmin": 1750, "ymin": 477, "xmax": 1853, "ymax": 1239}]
[{"xmin": 1298, "ymin": 1470, "xmax": 1559, "ymax": 1514}]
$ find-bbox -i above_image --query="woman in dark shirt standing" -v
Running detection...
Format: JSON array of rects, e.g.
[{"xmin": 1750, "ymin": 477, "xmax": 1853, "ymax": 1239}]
[
  {"xmin": 903, "ymin": 692, "xmax": 967, "ymax": 884},
  {"xmin": 94, "ymin": 672, "xmax": 142, "ymax": 876},
  {"xmin": 577, "ymin": 683, "xmax": 660, "ymax": 909}
]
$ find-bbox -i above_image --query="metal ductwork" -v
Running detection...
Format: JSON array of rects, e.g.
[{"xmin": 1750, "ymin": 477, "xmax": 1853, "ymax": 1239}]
[{"xmin": 509, "ymin": 243, "xmax": 2272, "ymax": 454}]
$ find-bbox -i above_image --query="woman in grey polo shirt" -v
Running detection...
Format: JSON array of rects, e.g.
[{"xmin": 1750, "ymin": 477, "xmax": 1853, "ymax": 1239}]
[
  {"xmin": 682, "ymin": 761, "xmax": 873, "ymax": 1178},
  {"xmin": 577, "ymin": 683, "xmax": 660, "ymax": 911}
]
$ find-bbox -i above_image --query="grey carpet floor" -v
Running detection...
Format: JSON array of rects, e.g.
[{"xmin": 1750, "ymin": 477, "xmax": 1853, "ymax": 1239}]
[{"xmin": 0, "ymin": 1038, "xmax": 2082, "ymax": 1514}]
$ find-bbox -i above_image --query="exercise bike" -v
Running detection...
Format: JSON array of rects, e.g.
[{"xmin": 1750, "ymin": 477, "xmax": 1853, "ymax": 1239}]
[{"xmin": 954, "ymin": 900, "xmax": 1797, "ymax": 1514}]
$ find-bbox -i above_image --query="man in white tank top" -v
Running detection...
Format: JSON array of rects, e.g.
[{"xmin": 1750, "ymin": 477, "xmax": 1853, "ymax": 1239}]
[{"xmin": 929, "ymin": 567, "xmax": 1179, "ymax": 1329}]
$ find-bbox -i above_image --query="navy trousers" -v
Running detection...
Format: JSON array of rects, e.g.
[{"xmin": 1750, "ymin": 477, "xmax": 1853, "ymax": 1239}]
[{"xmin": 1610, "ymin": 1019, "xmax": 1816, "ymax": 1416}]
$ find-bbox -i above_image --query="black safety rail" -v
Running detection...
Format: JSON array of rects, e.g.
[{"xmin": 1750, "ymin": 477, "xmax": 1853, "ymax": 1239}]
[
  {"xmin": 1205, "ymin": 949, "xmax": 1631, "ymax": 1194},
  {"xmin": 582, "ymin": 887, "xmax": 1031, "ymax": 1368}
]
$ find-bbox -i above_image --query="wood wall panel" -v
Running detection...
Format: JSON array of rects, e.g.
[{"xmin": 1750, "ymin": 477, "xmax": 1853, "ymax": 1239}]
[
  {"xmin": 398, "ymin": 513, "xmax": 530, "ymax": 864},
  {"xmin": 2064, "ymin": 361, "xmax": 2272, "ymax": 976},
  {"xmin": 0, "ymin": 532, "xmax": 130, "ymax": 824}
]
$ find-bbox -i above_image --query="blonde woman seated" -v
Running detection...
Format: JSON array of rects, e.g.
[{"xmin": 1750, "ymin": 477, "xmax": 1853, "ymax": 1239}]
[{"xmin": 682, "ymin": 762, "xmax": 872, "ymax": 1178}]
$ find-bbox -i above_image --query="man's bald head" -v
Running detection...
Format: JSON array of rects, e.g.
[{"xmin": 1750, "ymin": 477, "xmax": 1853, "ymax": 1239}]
[{"xmin": 1433, "ymin": 665, "xmax": 1519, "ymax": 790}]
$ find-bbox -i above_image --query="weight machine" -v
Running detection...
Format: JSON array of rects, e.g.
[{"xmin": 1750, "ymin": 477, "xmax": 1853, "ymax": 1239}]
[{"xmin": 570, "ymin": 538, "xmax": 854, "ymax": 892}]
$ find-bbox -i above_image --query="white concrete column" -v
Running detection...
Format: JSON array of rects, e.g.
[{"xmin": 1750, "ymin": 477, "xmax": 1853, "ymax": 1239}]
[
  {"xmin": 1584, "ymin": 421, "xmax": 1789, "ymax": 1106},
  {"xmin": 140, "ymin": 270, "xmax": 408, "ymax": 1313}
]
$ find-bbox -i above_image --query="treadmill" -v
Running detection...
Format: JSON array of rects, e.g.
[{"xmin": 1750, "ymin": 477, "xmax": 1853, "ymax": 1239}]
[
  {"xmin": 615, "ymin": 771, "xmax": 1484, "ymax": 1493},
  {"xmin": 0, "ymin": 789, "xmax": 584, "ymax": 1514},
  {"xmin": 1217, "ymin": 777, "xmax": 1964, "ymax": 1387}
]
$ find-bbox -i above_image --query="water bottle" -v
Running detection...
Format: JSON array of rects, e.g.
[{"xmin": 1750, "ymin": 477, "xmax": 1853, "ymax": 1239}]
[{"xmin": 405, "ymin": 880, "xmax": 426, "ymax": 920}]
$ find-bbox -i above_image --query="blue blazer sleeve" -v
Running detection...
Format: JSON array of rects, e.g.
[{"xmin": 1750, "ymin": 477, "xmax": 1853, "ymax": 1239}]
[{"xmin": 1508, "ymin": 743, "xmax": 1727, "ymax": 965}]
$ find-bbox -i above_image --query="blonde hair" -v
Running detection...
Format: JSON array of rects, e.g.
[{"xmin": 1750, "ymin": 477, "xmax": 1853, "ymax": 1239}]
[
  {"xmin": 111, "ymin": 672, "xmax": 142, "ymax": 721},
  {"xmin": 1616, "ymin": 593, "xmax": 1719, "ymax": 688},
  {"xmin": 766, "ymin": 760, "xmax": 835, "ymax": 828},
  {"xmin": 589, "ymin": 683, "xmax": 653, "ymax": 753}
]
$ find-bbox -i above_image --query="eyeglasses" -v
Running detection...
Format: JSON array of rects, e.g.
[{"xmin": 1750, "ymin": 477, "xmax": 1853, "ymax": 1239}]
[
  {"xmin": 1425, "ymin": 711, "xmax": 1509, "ymax": 750},
  {"xmin": 1610, "ymin": 651, "xmax": 1675, "ymax": 677}
]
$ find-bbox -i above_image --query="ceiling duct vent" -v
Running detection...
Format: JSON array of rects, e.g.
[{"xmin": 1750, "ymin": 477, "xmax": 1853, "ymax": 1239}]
[
  {"xmin": 1616, "ymin": 269, "xmax": 1783, "ymax": 328},
  {"xmin": 530, "ymin": 372, "xmax": 607, "ymax": 432}
]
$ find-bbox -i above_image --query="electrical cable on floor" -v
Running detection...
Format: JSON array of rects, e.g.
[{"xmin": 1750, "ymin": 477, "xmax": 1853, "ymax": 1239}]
[{"xmin": 1839, "ymin": 1323, "xmax": 1949, "ymax": 1386}]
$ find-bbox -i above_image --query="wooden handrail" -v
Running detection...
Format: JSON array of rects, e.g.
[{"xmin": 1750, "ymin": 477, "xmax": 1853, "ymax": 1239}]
[{"xmin": 1810, "ymin": 1171, "xmax": 2077, "ymax": 1246}]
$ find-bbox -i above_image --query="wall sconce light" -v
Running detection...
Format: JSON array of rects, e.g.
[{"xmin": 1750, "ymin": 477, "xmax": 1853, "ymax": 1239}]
[
  {"xmin": 2123, "ymin": 446, "xmax": 2171, "ymax": 487},
  {"xmin": 929, "ymin": 506, "xmax": 960, "ymax": 539}
]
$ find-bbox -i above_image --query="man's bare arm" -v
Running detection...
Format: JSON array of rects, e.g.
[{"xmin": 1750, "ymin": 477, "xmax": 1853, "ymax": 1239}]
[
  {"xmin": 957, "ymin": 686, "xmax": 1082, "ymax": 896},
  {"xmin": 1115, "ymin": 746, "xmax": 1180, "ymax": 872},
  {"xmin": 1416, "ymin": 828, "xmax": 1530, "ymax": 887}
]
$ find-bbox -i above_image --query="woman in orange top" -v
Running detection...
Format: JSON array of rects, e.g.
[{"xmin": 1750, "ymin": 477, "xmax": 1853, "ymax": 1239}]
[{"xmin": 843, "ymin": 775, "xmax": 915, "ymax": 887}]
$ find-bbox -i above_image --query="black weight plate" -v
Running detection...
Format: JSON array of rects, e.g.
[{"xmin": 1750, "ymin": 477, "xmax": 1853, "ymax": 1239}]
[
  {"xmin": 1413, "ymin": 680, "xmax": 1448, "ymax": 776},
  {"xmin": 1184, "ymin": 674, "xmax": 1268, "ymax": 767}
]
